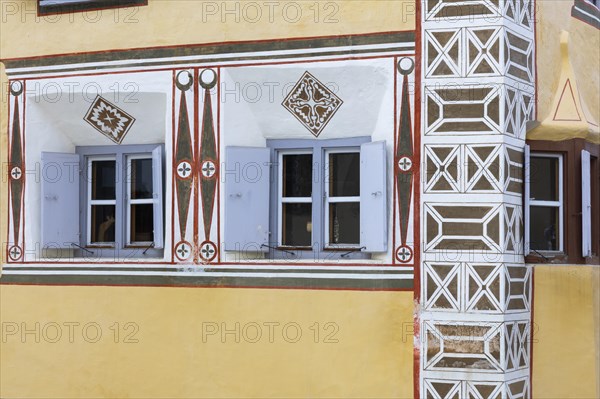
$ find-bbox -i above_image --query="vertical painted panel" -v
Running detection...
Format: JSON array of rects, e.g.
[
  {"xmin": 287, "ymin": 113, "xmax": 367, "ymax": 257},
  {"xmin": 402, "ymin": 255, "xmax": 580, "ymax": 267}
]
[
  {"xmin": 152, "ymin": 145, "xmax": 164, "ymax": 249},
  {"xmin": 360, "ymin": 140, "xmax": 387, "ymax": 252},
  {"xmin": 524, "ymin": 145, "xmax": 530, "ymax": 255},
  {"xmin": 582, "ymin": 150, "xmax": 591, "ymax": 257},
  {"xmin": 41, "ymin": 152, "xmax": 80, "ymax": 248},
  {"xmin": 224, "ymin": 146, "xmax": 270, "ymax": 252}
]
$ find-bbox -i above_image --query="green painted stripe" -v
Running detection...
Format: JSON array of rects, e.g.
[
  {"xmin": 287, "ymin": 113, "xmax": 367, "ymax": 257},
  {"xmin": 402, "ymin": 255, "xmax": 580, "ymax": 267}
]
[
  {"xmin": 0, "ymin": 273, "xmax": 414, "ymax": 290},
  {"xmin": 2, "ymin": 31, "xmax": 415, "ymax": 71}
]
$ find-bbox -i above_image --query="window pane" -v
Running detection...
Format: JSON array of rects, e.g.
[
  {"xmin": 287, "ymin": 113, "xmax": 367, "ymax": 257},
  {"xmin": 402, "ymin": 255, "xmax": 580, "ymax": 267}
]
[
  {"xmin": 329, "ymin": 202, "xmax": 360, "ymax": 245},
  {"xmin": 530, "ymin": 206, "xmax": 559, "ymax": 251},
  {"xmin": 91, "ymin": 160, "xmax": 116, "ymax": 200},
  {"xmin": 530, "ymin": 157, "xmax": 559, "ymax": 201},
  {"xmin": 90, "ymin": 205, "xmax": 115, "ymax": 243},
  {"xmin": 329, "ymin": 152, "xmax": 360, "ymax": 197},
  {"xmin": 131, "ymin": 204, "xmax": 154, "ymax": 243},
  {"xmin": 281, "ymin": 203, "xmax": 312, "ymax": 247},
  {"xmin": 131, "ymin": 158, "xmax": 153, "ymax": 199},
  {"xmin": 282, "ymin": 154, "xmax": 312, "ymax": 198}
]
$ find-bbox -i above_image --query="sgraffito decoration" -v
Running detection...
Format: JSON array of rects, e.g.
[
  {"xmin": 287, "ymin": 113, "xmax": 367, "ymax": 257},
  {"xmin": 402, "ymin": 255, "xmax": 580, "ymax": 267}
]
[
  {"xmin": 174, "ymin": 70, "xmax": 194, "ymax": 262},
  {"xmin": 424, "ymin": 144, "xmax": 524, "ymax": 194},
  {"xmin": 84, "ymin": 96, "xmax": 135, "ymax": 144},
  {"xmin": 198, "ymin": 68, "xmax": 219, "ymax": 263},
  {"xmin": 420, "ymin": 0, "xmax": 534, "ymax": 396},
  {"xmin": 282, "ymin": 71, "xmax": 342, "ymax": 137},
  {"xmin": 7, "ymin": 81, "xmax": 25, "ymax": 262},
  {"xmin": 395, "ymin": 57, "xmax": 415, "ymax": 264}
]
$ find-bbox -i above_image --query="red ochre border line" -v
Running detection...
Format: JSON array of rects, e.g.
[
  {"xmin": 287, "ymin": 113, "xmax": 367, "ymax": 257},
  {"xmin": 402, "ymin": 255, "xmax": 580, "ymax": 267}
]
[
  {"xmin": 0, "ymin": 273, "xmax": 414, "ymax": 291},
  {"xmin": 0, "ymin": 30, "xmax": 415, "ymax": 71}
]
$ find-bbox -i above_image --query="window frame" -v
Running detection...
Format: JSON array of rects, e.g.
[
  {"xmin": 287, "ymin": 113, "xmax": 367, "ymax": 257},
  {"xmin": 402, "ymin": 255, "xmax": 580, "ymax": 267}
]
[
  {"xmin": 277, "ymin": 149, "xmax": 314, "ymax": 248},
  {"xmin": 525, "ymin": 139, "xmax": 600, "ymax": 264},
  {"xmin": 38, "ymin": 0, "xmax": 148, "ymax": 16},
  {"xmin": 267, "ymin": 136, "xmax": 371, "ymax": 260},
  {"xmin": 571, "ymin": 0, "xmax": 600, "ymax": 29},
  {"xmin": 528, "ymin": 152, "xmax": 564, "ymax": 253},
  {"xmin": 77, "ymin": 143, "xmax": 164, "ymax": 258},
  {"xmin": 323, "ymin": 148, "xmax": 361, "ymax": 249},
  {"xmin": 86, "ymin": 155, "xmax": 118, "ymax": 246},
  {"xmin": 125, "ymin": 153, "xmax": 155, "ymax": 246}
]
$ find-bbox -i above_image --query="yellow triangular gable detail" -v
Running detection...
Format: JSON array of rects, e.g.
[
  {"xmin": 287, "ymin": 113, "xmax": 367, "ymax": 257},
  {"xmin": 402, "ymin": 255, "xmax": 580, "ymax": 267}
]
[
  {"xmin": 528, "ymin": 31, "xmax": 599, "ymax": 143},
  {"xmin": 553, "ymin": 79, "xmax": 582, "ymax": 122}
]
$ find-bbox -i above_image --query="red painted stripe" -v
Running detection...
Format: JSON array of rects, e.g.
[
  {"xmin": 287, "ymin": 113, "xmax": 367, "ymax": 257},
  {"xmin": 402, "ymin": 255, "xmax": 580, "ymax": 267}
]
[
  {"xmin": 413, "ymin": 0, "xmax": 423, "ymax": 396},
  {"xmin": 170, "ymin": 70, "xmax": 176, "ymax": 264},
  {"xmin": 216, "ymin": 67, "xmax": 222, "ymax": 263},
  {"xmin": 393, "ymin": 57, "xmax": 398, "ymax": 265},
  {"xmin": 193, "ymin": 68, "xmax": 200, "ymax": 263}
]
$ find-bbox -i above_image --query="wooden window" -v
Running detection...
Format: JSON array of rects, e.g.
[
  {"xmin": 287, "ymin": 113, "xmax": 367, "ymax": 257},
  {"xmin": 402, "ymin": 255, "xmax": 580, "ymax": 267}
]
[
  {"xmin": 572, "ymin": 0, "xmax": 600, "ymax": 29},
  {"xmin": 38, "ymin": 0, "xmax": 147, "ymax": 15},
  {"xmin": 528, "ymin": 153, "xmax": 564, "ymax": 253},
  {"xmin": 223, "ymin": 137, "xmax": 388, "ymax": 260},
  {"xmin": 41, "ymin": 144, "xmax": 164, "ymax": 259},
  {"xmin": 525, "ymin": 139, "xmax": 599, "ymax": 264}
]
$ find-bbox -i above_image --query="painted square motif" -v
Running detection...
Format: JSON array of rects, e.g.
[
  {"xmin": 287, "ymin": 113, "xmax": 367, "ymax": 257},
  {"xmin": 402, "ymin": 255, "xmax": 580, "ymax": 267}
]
[
  {"xmin": 84, "ymin": 96, "xmax": 135, "ymax": 144},
  {"xmin": 282, "ymin": 71, "xmax": 343, "ymax": 137}
]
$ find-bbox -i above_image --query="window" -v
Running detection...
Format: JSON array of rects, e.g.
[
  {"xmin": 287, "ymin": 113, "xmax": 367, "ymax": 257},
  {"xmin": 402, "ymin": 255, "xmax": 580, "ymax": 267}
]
[
  {"xmin": 41, "ymin": 144, "xmax": 164, "ymax": 258},
  {"xmin": 324, "ymin": 150, "xmax": 361, "ymax": 248},
  {"xmin": 572, "ymin": 0, "xmax": 600, "ymax": 29},
  {"xmin": 524, "ymin": 141, "xmax": 599, "ymax": 264},
  {"xmin": 527, "ymin": 153, "xmax": 564, "ymax": 252},
  {"xmin": 38, "ymin": 0, "xmax": 147, "ymax": 15},
  {"xmin": 276, "ymin": 147, "xmax": 362, "ymax": 250},
  {"xmin": 224, "ymin": 137, "xmax": 388, "ymax": 260}
]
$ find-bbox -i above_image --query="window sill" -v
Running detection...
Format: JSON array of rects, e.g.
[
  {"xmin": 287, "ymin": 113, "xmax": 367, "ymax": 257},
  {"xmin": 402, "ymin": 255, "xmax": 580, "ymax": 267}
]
[
  {"xmin": 38, "ymin": 0, "xmax": 148, "ymax": 16},
  {"xmin": 572, "ymin": 0, "xmax": 600, "ymax": 29},
  {"xmin": 526, "ymin": 253, "xmax": 599, "ymax": 265}
]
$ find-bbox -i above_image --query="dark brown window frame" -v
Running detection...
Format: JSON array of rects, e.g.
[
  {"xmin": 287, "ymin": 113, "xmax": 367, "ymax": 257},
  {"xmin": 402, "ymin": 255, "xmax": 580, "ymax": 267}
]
[
  {"xmin": 38, "ymin": 0, "xmax": 147, "ymax": 16},
  {"xmin": 572, "ymin": 0, "xmax": 600, "ymax": 30},
  {"xmin": 526, "ymin": 138, "xmax": 599, "ymax": 265}
]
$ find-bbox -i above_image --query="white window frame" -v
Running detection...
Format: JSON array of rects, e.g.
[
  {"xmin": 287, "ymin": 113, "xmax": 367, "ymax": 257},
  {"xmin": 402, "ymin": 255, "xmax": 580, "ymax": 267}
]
[
  {"xmin": 277, "ymin": 150, "xmax": 313, "ymax": 248},
  {"xmin": 86, "ymin": 155, "xmax": 117, "ymax": 246},
  {"xmin": 529, "ymin": 153, "xmax": 564, "ymax": 253},
  {"xmin": 324, "ymin": 148, "xmax": 361, "ymax": 249},
  {"xmin": 126, "ymin": 153, "xmax": 154, "ymax": 246}
]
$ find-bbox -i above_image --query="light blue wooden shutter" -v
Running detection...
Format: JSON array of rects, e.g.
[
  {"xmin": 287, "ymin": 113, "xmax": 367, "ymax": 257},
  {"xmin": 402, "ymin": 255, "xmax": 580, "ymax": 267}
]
[
  {"xmin": 41, "ymin": 152, "xmax": 80, "ymax": 248},
  {"xmin": 360, "ymin": 141, "xmax": 387, "ymax": 252},
  {"xmin": 224, "ymin": 146, "xmax": 270, "ymax": 252},
  {"xmin": 582, "ymin": 149, "xmax": 592, "ymax": 257},
  {"xmin": 152, "ymin": 145, "xmax": 164, "ymax": 249},
  {"xmin": 524, "ymin": 145, "xmax": 531, "ymax": 255}
]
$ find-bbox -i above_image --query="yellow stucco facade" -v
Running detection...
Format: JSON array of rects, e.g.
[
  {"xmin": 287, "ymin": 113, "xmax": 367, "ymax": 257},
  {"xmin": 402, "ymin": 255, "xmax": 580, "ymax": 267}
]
[
  {"xmin": 530, "ymin": 2, "xmax": 600, "ymax": 398},
  {"xmin": 0, "ymin": 2, "xmax": 416, "ymax": 398},
  {"xmin": 532, "ymin": 266, "xmax": 600, "ymax": 399},
  {"xmin": 0, "ymin": 286, "xmax": 415, "ymax": 398},
  {"xmin": 535, "ymin": 0, "xmax": 599, "ymax": 127},
  {"xmin": 1, "ymin": 0, "xmax": 599, "ymax": 398}
]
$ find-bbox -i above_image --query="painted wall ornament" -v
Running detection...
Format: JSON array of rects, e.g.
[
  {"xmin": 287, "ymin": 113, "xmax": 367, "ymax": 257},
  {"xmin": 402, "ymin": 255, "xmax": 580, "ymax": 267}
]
[
  {"xmin": 398, "ymin": 57, "xmax": 415, "ymax": 75},
  {"xmin": 282, "ymin": 71, "xmax": 343, "ymax": 137},
  {"xmin": 176, "ymin": 70, "xmax": 194, "ymax": 91},
  {"xmin": 199, "ymin": 68, "xmax": 218, "ymax": 89},
  {"xmin": 83, "ymin": 96, "xmax": 136, "ymax": 144},
  {"xmin": 9, "ymin": 81, "xmax": 23, "ymax": 96}
]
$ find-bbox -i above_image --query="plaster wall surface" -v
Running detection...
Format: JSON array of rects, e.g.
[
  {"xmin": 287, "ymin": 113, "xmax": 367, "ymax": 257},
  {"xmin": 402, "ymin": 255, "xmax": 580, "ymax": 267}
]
[
  {"xmin": 0, "ymin": 285, "xmax": 415, "ymax": 398},
  {"xmin": 532, "ymin": 265, "xmax": 600, "ymax": 399},
  {"xmin": 536, "ymin": 0, "xmax": 600, "ymax": 124}
]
